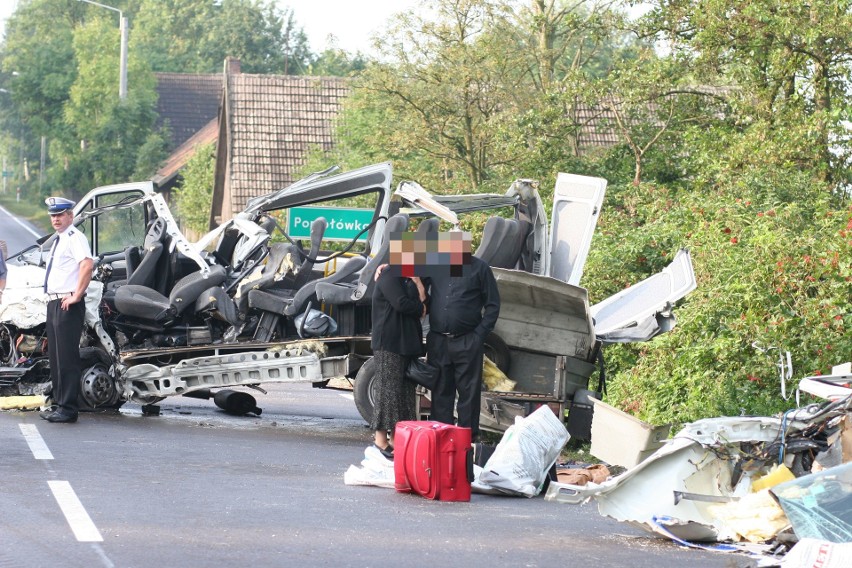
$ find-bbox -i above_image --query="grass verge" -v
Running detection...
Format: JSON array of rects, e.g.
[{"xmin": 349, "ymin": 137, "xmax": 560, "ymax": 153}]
[{"xmin": 0, "ymin": 191, "xmax": 49, "ymax": 234}]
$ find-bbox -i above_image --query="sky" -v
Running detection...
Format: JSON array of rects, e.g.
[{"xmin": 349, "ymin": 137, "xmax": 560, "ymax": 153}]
[
  {"xmin": 0, "ymin": 0, "xmax": 416, "ymax": 56},
  {"xmin": 0, "ymin": 2, "xmax": 650, "ymax": 55},
  {"xmin": 280, "ymin": 0, "xmax": 417, "ymax": 54}
]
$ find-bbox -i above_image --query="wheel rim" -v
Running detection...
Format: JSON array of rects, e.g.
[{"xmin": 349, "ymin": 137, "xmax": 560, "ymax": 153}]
[
  {"xmin": 369, "ymin": 374, "xmax": 380, "ymax": 408},
  {"xmin": 80, "ymin": 365, "xmax": 118, "ymax": 407}
]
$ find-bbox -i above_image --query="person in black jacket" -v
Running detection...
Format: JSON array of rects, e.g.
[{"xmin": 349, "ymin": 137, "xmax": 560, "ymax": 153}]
[
  {"xmin": 425, "ymin": 234, "xmax": 499, "ymax": 441},
  {"xmin": 370, "ymin": 270, "xmax": 427, "ymax": 459}
]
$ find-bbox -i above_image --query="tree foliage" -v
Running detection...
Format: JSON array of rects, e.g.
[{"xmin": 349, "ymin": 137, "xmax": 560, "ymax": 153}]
[
  {"xmin": 350, "ymin": 0, "xmax": 522, "ymax": 190},
  {"xmin": 173, "ymin": 142, "xmax": 216, "ymax": 235},
  {"xmin": 643, "ymin": 0, "xmax": 852, "ymax": 184},
  {"xmin": 584, "ymin": 168, "xmax": 851, "ymax": 423},
  {"xmin": 323, "ymin": 0, "xmax": 634, "ymax": 195},
  {"xmin": 132, "ymin": 0, "xmax": 313, "ymax": 74},
  {"xmin": 316, "ymin": 0, "xmax": 851, "ymax": 425},
  {"xmin": 0, "ymin": 0, "xmax": 329, "ymax": 200}
]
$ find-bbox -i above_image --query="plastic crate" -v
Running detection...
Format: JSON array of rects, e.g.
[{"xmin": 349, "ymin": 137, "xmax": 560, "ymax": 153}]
[{"xmin": 589, "ymin": 398, "xmax": 671, "ymax": 468}]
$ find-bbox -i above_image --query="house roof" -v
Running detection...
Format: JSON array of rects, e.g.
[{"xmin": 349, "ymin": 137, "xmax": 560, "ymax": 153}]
[
  {"xmin": 213, "ymin": 73, "xmax": 350, "ymax": 221},
  {"xmin": 152, "ymin": 117, "xmax": 219, "ymax": 187},
  {"xmin": 155, "ymin": 72, "xmax": 223, "ymax": 150},
  {"xmin": 576, "ymin": 105, "xmax": 623, "ymax": 150}
]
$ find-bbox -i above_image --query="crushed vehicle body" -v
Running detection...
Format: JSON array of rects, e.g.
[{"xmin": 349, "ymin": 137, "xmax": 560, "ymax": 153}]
[
  {"xmin": 1, "ymin": 162, "xmax": 695, "ymax": 431},
  {"xmin": 545, "ymin": 392, "xmax": 852, "ymax": 553},
  {"xmin": 1, "ymin": 163, "xmax": 394, "ymax": 407}
]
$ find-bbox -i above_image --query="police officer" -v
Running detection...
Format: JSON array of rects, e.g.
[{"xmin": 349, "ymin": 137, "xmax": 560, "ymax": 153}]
[{"xmin": 40, "ymin": 197, "xmax": 93, "ymax": 423}]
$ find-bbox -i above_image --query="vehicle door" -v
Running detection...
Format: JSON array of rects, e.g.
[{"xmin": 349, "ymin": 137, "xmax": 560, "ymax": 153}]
[
  {"xmin": 72, "ymin": 182, "xmax": 156, "ymax": 259},
  {"xmin": 589, "ymin": 248, "xmax": 697, "ymax": 343},
  {"xmin": 548, "ymin": 174, "xmax": 607, "ymax": 285}
]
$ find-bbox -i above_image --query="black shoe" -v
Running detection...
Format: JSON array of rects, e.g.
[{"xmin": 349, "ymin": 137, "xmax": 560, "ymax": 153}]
[
  {"xmin": 373, "ymin": 443, "xmax": 394, "ymax": 461},
  {"xmin": 39, "ymin": 405, "xmax": 59, "ymax": 420},
  {"xmin": 46, "ymin": 410, "xmax": 78, "ymax": 423}
]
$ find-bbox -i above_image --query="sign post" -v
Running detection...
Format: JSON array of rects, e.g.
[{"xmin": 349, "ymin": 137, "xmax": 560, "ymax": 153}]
[{"xmin": 287, "ymin": 206, "xmax": 375, "ymax": 242}]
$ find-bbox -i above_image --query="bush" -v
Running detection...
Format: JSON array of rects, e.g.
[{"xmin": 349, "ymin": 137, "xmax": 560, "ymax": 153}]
[{"xmin": 583, "ymin": 166, "xmax": 851, "ymax": 426}]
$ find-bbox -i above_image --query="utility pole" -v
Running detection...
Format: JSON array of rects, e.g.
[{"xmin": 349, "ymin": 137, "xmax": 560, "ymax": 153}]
[
  {"xmin": 119, "ymin": 13, "xmax": 128, "ymax": 99},
  {"xmin": 39, "ymin": 136, "xmax": 46, "ymax": 193},
  {"xmin": 78, "ymin": 0, "xmax": 128, "ymax": 101}
]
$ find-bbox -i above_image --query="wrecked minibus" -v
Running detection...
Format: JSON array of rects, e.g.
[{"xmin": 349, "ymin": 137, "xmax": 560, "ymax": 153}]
[{"xmin": 0, "ymin": 162, "xmax": 695, "ymax": 431}]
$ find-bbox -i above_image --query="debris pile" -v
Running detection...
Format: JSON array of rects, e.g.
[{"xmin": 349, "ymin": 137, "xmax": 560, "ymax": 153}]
[{"xmin": 546, "ymin": 390, "xmax": 852, "ymax": 565}]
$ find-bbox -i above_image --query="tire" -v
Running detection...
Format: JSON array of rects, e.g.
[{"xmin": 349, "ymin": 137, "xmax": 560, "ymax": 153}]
[
  {"xmin": 353, "ymin": 357, "xmax": 378, "ymax": 424},
  {"xmin": 77, "ymin": 347, "xmax": 124, "ymax": 411},
  {"xmin": 483, "ymin": 332, "xmax": 510, "ymax": 374}
]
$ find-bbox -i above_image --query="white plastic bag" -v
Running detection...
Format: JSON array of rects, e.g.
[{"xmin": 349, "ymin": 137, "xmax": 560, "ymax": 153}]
[
  {"xmin": 343, "ymin": 445, "xmax": 395, "ymax": 488},
  {"xmin": 476, "ymin": 405, "xmax": 570, "ymax": 497}
]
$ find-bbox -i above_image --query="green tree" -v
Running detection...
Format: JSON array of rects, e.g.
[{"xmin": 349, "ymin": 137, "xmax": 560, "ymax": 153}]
[
  {"xmin": 592, "ymin": 51, "xmax": 727, "ymax": 186},
  {"xmin": 55, "ymin": 15, "xmax": 165, "ymax": 191},
  {"xmin": 336, "ymin": 0, "xmax": 526, "ymax": 191},
  {"xmin": 322, "ymin": 1, "xmax": 644, "ymax": 193},
  {"xmin": 510, "ymin": 0, "xmax": 625, "ymax": 92},
  {"xmin": 309, "ymin": 47, "xmax": 367, "ymax": 77},
  {"xmin": 0, "ymin": 0, "xmax": 80, "ymax": 196},
  {"xmin": 132, "ymin": 0, "xmax": 312, "ymax": 74},
  {"xmin": 643, "ymin": 0, "xmax": 852, "ymax": 185},
  {"xmin": 584, "ymin": 168, "xmax": 851, "ymax": 425},
  {"xmin": 173, "ymin": 142, "xmax": 215, "ymax": 234}
]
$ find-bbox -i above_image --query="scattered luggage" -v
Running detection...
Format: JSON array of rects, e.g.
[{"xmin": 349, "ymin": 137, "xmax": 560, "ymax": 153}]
[{"xmin": 394, "ymin": 421, "xmax": 473, "ymax": 502}]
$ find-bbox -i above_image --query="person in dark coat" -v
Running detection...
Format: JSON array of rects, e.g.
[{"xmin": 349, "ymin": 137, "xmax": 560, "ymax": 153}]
[
  {"xmin": 373, "ymin": 230, "xmax": 500, "ymax": 443},
  {"xmin": 425, "ymin": 239, "xmax": 499, "ymax": 441},
  {"xmin": 370, "ymin": 269, "xmax": 426, "ymax": 459}
]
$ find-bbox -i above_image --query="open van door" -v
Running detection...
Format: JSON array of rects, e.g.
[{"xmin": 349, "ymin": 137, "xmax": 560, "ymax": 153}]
[
  {"xmin": 548, "ymin": 174, "xmax": 607, "ymax": 285},
  {"xmin": 590, "ymin": 249, "xmax": 697, "ymax": 343}
]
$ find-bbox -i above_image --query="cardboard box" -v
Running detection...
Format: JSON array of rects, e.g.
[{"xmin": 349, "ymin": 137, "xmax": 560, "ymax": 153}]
[{"xmin": 589, "ymin": 398, "xmax": 671, "ymax": 468}]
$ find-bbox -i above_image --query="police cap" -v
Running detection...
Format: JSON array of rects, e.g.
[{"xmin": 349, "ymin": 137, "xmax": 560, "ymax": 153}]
[{"xmin": 45, "ymin": 197, "xmax": 76, "ymax": 215}]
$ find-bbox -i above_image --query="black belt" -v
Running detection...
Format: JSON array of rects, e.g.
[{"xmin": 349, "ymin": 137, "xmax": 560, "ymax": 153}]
[{"xmin": 438, "ymin": 331, "xmax": 468, "ymax": 339}]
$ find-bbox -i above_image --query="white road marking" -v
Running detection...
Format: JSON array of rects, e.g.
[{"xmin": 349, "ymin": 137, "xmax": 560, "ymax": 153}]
[
  {"xmin": 338, "ymin": 392, "xmax": 354, "ymax": 401},
  {"xmin": 19, "ymin": 424, "xmax": 54, "ymax": 460},
  {"xmin": 0, "ymin": 203, "xmax": 42, "ymax": 237},
  {"xmin": 48, "ymin": 480, "xmax": 104, "ymax": 542}
]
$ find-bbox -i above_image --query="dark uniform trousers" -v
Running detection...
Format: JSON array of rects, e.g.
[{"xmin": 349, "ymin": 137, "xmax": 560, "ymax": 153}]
[
  {"xmin": 426, "ymin": 331, "xmax": 484, "ymax": 437},
  {"xmin": 46, "ymin": 299, "xmax": 84, "ymax": 412}
]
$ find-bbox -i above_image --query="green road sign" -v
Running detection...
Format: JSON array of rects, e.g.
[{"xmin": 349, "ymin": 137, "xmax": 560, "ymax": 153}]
[
  {"xmin": 288, "ymin": 206, "xmax": 374, "ymax": 242},
  {"xmin": 1, "ymin": 170, "xmax": 12, "ymax": 178}
]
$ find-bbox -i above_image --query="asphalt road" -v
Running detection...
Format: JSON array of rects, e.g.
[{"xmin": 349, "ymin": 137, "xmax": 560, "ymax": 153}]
[
  {"xmin": 0, "ymin": 383, "xmax": 758, "ymax": 568},
  {"xmin": 0, "ymin": 202, "xmax": 43, "ymax": 256}
]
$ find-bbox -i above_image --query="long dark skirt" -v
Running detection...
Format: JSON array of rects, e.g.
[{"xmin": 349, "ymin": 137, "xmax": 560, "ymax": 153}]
[{"xmin": 370, "ymin": 350, "xmax": 416, "ymax": 433}]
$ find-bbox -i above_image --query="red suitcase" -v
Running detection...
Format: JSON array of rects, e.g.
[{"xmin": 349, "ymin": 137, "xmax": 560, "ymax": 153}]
[{"xmin": 393, "ymin": 421, "xmax": 473, "ymax": 502}]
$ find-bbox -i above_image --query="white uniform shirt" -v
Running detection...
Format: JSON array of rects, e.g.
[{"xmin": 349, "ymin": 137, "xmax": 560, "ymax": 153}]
[{"xmin": 45, "ymin": 227, "xmax": 93, "ymax": 294}]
